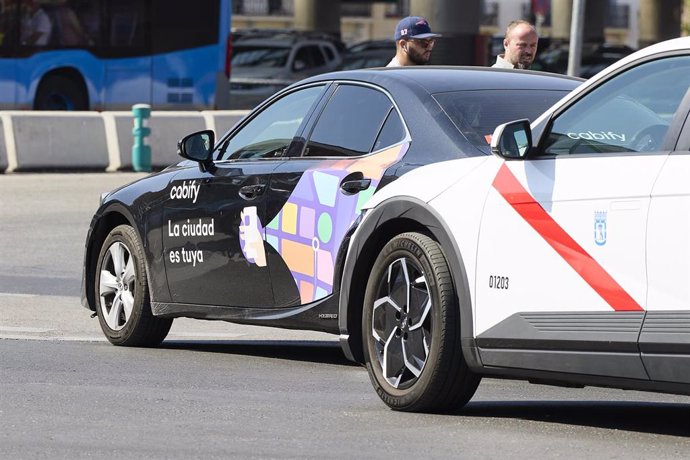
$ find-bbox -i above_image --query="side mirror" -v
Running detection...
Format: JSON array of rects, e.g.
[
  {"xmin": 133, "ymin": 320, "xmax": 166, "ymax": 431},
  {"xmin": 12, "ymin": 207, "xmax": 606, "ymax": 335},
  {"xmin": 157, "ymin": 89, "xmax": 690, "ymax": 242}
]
[
  {"xmin": 491, "ymin": 119, "xmax": 532, "ymax": 159},
  {"xmin": 178, "ymin": 130, "xmax": 215, "ymax": 170}
]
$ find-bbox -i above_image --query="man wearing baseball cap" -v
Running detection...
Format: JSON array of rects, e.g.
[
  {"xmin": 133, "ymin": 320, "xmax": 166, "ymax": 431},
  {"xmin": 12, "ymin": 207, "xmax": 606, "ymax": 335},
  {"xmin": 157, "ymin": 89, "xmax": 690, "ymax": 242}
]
[{"xmin": 387, "ymin": 16, "xmax": 441, "ymax": 67}]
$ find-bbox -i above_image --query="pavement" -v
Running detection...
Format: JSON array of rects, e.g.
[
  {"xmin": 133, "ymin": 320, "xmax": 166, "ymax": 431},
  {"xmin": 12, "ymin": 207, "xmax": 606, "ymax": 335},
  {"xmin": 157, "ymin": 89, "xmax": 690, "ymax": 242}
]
[{"xmin": 0, "ymin": 292, "xmax": 338, "ymax": 343}]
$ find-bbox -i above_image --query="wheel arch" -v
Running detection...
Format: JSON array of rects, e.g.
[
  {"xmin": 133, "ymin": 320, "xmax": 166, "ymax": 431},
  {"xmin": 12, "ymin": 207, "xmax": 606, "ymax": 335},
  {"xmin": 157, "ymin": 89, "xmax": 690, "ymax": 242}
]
[
  {"xmin": 83, "ymin": 204, "xmax": 140, "ymax": 312},
  {"xmin": 338, "ymin": 196, "xmax": 480, "ymax": 369},
  {"xmin": 33, "ymin": 67, "xmax": 90, "ymax": 110}
]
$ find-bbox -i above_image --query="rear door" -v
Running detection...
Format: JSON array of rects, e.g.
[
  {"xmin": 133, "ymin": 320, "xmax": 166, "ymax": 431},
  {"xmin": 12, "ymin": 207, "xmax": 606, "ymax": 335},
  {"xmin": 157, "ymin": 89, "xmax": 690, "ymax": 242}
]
[{"xmin": 264, "ymin": 83, "xmax": 409, "ymax": 307}]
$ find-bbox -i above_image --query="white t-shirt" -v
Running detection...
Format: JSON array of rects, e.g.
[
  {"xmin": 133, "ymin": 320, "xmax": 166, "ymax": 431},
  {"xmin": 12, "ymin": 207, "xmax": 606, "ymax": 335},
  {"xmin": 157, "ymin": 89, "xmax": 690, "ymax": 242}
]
[
  {"xmin": 491, "ymin": 55, "xmax": 515, "ymax": 69},
  {"xmin": 21, "ymin": 8, "xmax": 52, "ymax": 46},
  {"xmin": 386, "ymin": 56, "xmax": 403, "ymax": 67}
]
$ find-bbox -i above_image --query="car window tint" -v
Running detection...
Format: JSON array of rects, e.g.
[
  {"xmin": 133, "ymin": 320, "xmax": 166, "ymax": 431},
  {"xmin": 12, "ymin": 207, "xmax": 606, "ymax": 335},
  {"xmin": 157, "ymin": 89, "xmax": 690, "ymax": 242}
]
[
  {"xmin": 434, "ymin": 89, "xmax": 571, "ymax": 153},
  {"xmin": 218, "ymin": 85, "xmax": 324, "ymax": 161},
  {"xmin": 294, "ymin": 45, "xmax": 325, "ymax": 70},
  {"xmin": 322, "ymin": 45, "xmax": 335, "ymax": 61},
  {"xmin": 232, "ymin": 45, "xmax": 291, "ymax": 68},
  {"xmin": 305, "ymin": 85, "xmax": 393, "ymax": 157},
  {"xmin": 372, "ymin": 109, "xmax": 405, "ymax": 151},
  {"xmin": 543, "ymin": 56, "xmax": 690, "ymax": 155}
]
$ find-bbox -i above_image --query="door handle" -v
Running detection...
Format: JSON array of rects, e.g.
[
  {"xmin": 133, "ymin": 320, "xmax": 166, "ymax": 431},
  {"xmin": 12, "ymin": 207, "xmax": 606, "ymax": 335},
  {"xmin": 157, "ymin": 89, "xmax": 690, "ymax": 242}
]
[
  {"xmin": 239, "ymin": 184, "xmax": 266, "ymax": 200},
  {"xmin": 340, "ymin": 178, "xmax": 371, "ymax": 195}
]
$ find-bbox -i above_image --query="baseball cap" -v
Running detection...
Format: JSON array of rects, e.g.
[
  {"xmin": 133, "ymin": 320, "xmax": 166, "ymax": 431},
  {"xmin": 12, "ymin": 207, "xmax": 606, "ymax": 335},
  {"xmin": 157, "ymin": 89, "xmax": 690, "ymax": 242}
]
[{"xmin": 394, "ymin": 16, "xmax": 442, "ymax": 41}]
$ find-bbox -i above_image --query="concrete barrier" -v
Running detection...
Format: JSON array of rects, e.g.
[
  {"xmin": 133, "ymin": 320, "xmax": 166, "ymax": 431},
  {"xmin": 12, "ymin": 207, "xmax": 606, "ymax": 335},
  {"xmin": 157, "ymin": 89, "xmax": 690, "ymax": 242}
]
[
  {"xmin": 1, "ymin": 109, "xmax": 250, "ymax": 173},
  {"xmin": 0, "ymin": 116, "xmax": 8, "ymax": 172}
]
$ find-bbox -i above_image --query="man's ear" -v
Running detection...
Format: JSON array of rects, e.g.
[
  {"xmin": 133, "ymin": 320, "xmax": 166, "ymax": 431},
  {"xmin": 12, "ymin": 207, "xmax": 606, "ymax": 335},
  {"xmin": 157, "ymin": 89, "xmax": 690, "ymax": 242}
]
[{"xmin": 503, "ymin": 38, "xmax": 509, "ymax": 49}]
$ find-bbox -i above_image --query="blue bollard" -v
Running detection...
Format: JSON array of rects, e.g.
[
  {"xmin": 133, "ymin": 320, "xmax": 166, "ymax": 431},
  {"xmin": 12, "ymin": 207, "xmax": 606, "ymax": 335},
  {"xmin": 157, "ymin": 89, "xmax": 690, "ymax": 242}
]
[{"xmin": 132, "ymin": 103, "xmax": 151, "ymax": 172}]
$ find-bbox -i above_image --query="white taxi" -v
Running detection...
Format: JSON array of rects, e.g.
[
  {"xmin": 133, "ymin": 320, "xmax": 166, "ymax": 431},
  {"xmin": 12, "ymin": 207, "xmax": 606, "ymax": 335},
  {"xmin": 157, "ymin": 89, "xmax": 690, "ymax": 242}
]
[{"xmin": 343, "ymin": 36, "xmax": 690, "ymax": 412}]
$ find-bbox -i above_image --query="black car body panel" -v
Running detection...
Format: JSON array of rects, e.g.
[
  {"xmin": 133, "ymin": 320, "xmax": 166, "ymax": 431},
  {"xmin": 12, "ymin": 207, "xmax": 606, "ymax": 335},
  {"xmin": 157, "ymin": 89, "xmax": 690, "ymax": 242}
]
[{"xmin": 82, "ymin": 67, "xmax": 581, "ymax": 335}]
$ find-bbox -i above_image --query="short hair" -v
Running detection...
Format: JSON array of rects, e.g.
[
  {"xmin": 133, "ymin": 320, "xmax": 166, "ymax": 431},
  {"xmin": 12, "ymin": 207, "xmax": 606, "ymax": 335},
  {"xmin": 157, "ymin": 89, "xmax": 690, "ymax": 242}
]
[{"xmin": 504, "ymin": 20, "xmax": 536, "ymax": 40}]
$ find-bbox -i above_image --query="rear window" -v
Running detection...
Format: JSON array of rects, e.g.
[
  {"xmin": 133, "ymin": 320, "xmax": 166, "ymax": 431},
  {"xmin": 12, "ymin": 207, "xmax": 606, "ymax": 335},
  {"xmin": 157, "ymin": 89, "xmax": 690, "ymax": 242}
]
[{"xmin": 433, "ymin": 89, "xmax": 572, "ymax": 153}]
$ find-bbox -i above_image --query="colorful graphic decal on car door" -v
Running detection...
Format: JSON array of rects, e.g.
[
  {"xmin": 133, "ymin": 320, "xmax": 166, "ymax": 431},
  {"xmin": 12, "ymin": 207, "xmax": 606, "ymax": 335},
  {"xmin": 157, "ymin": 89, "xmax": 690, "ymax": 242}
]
[{"xmin": 239, "ymin": 142, "xmax": 409, "ymax": 303}]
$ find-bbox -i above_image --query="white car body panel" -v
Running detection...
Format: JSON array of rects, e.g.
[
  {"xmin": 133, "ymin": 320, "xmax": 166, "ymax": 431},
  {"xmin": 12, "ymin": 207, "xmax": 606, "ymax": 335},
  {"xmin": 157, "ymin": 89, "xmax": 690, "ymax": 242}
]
[
  {"xmin": 648, "ymin": 153, "xmax": 690, "ymax": 310},
  {"xmin": 362, "ymin": 156, "xmax": 491, "ymax": 211},
  {"xmin": 473, "ymin": 155, "xmax": 669, "ymax": 335}
]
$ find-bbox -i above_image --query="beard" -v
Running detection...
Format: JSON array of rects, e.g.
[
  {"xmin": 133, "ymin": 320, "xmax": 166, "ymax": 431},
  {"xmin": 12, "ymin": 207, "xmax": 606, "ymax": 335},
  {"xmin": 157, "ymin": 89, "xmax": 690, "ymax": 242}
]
[
  {"xmin": 408, "ymin": 47, "xmax": 431, "ymax": 65},
  {"xmin": 515, "ymin": 54, "xmax": 535, "ymax": 69}
]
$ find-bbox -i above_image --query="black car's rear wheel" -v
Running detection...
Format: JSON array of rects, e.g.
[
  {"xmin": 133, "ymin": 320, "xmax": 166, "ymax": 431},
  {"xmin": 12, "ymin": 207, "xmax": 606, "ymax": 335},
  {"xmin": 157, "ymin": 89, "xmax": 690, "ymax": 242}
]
[
  {"xmin": 363, "ymin": 232, "xmax": 479, "ymax": 412},
  {"xmin": 95, "ymin": 225, "xmax": 172, "ymax": 346}
]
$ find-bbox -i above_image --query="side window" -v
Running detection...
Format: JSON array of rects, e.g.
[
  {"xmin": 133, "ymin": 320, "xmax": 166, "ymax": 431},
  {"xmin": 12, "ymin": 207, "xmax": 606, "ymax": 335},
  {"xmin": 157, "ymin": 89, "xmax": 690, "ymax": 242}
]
[
  {"xmin": 293, "ymin": 45, "xmax": 325, "ymax": 70},
  {"xmin": 218, "ymin": 85, "xmax": 324, "ymax": 161},
  {"xmin": 373, "ymin": 109, "xmax": 405, "ymax": 151},
  {"xmin": 20, "ymin": 0, "xmax": 53, "ymax": 47},
  {"xmin": 322, "ymin": 44, "xmax": 335, "ymax": 62},
  {"xmin": 304, "ymin": 85, "xmax": 393, "ymax": 157},
  {"xmin": 107, "ymin": 0, "xmax": 147, "ymax": 54},
  {"xmin": 1, "ymin": 2, "xmax": 18, "ymax": 52},
  {"xmin": 544, "ymin": 56, "xmax": 690, "ymax": 155}
]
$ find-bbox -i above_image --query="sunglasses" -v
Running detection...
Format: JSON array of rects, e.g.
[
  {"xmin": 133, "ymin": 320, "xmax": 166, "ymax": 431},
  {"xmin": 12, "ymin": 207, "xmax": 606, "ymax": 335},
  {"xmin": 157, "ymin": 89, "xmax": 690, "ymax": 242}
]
[{"xmin": 409, "ymin": 38, "xmax": 436, "ymax": 48}]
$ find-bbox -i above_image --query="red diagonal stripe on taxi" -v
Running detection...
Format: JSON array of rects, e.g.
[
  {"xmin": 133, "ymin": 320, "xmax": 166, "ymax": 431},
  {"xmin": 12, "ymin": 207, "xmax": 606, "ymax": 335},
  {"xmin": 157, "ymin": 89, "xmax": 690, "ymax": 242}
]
[{"xmin": 492, "ymin": 163, "xmax": 643, "ymax": 311}]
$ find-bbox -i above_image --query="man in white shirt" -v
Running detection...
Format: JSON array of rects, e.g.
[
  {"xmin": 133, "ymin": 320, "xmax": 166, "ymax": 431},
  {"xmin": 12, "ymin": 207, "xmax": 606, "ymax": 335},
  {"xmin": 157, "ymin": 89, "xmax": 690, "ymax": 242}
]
[
  {"xmin": 21, "ymin": 0, "xmax": 52, "ymax": 46},
  {"xmin": 492, "ymin": 20, "xmax": 538, "ymax": 69},
  {"xmin": 387, "ymin": 16, "xmax": 441, "ymax": 67}
]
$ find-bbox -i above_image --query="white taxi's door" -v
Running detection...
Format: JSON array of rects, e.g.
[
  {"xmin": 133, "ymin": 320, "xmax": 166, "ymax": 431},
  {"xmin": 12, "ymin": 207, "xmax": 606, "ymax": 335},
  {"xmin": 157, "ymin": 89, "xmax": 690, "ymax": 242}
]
[
  {"xmin": 475, "ymin": 55, "xmax": 690, "ymax": 379},
  {"xmin": 643, "ymin": 57, "xmax": 690, "ymax": 384}
]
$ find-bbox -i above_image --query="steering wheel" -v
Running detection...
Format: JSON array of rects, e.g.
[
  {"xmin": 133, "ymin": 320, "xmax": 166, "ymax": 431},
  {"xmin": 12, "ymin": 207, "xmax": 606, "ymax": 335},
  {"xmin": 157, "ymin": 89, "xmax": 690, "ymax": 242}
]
[{"xmin": 629, "ymin": 124, "xmax": 668, "ymax": 152}]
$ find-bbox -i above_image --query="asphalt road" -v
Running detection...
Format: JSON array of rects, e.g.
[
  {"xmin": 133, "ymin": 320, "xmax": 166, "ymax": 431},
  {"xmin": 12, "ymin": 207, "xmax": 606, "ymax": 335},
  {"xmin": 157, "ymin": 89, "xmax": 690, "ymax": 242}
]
[{"xmin": 1, "ymin": 173, "xmax": 690, "ymax": 458}]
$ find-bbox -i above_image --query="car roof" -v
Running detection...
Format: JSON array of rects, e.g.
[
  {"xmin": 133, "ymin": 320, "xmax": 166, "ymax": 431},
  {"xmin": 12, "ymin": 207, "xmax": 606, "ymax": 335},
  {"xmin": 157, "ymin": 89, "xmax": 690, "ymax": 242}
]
[{"xmin": 299, "ymin": 66, "xmax": 583, "ymax": 94}]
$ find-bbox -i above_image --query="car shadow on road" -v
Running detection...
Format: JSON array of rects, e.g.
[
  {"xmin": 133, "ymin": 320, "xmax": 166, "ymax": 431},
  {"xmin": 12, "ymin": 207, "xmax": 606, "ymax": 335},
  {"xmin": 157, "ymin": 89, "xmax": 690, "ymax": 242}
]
[
  {"xmin": 160, "ymin": 340, "xmax": 360, "ymax": 367},
  {"xmin": 462, "ymin": 400, "xmax": 690, "ymax": 437}
]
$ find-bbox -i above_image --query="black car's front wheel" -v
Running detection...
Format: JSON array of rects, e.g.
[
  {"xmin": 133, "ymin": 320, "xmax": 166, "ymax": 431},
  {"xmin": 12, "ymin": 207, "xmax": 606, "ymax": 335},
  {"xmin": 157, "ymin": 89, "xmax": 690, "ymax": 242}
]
[
  {"xmin": 95, "ymin": 225, "xmax": 172, "ymax": 346},
  {"xmin": 362, "ymin": 232, "xmax": 480, "ymax": 412}
]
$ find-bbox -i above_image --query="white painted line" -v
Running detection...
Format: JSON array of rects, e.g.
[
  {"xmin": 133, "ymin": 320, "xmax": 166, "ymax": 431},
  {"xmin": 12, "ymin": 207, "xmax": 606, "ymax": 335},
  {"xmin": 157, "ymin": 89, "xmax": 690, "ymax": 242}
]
[
  {"xmin": 0, "ymin": 292, "xmax": 38, "ymax": 298},
  {"xmin": 0, "ymin": 326, "xmax": 54, "ymax": 333}
]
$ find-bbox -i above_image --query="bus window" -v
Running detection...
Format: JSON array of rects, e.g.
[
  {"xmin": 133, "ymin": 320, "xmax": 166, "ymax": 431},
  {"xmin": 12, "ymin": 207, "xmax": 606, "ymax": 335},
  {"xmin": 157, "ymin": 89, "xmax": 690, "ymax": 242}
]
[{"xmin": 0, "ymin": 0, "xmax": 231, "ymax": 110}]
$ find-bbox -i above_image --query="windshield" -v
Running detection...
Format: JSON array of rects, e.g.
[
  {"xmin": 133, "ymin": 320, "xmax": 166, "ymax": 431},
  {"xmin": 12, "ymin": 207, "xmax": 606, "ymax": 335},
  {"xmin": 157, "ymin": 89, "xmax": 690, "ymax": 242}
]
[
  {"xmin": 232, "ymin": 45, "xmax": 291, "ymax": 68},
  {"xmin": 433, "ymin": 89, "xmax": 572, "ymax": 153}
]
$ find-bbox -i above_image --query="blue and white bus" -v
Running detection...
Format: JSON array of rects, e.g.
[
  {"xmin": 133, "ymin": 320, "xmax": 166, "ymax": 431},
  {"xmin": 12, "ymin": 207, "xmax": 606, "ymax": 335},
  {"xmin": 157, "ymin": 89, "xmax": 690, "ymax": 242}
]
[{"xmin": 0, "ymin": 0, "xmax": 231, "ymax": 110}]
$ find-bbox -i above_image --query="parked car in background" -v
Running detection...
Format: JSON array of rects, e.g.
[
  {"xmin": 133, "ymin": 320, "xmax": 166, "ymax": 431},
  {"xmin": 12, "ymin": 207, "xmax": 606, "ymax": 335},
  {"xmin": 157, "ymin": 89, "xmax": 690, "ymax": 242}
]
[
  {"xmin": 532, "ymin": 43, "xmax": 635, "ymax": 78},
  {"xmin": 338, "ymin": 39, "xmax": 395, "ymax": 70},
  {"xmin": 229, "ymin": 30, "xmax": 344, "ymax": 109},
  {"xmin": 488, "ymin": 35, "xmax": 634, "ymax": 78},
  {"xmin": 352, "ymin": 36, "xmax": 690, "ymax": 412}
]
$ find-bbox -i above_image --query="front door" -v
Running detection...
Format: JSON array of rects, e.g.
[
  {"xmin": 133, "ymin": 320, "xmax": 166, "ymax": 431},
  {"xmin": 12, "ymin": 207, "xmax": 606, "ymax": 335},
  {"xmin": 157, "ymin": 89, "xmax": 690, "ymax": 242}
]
[
  {"xmin": 475, "ymin": 55, "xmax": 690, "ymax": 379},
  {"xmin": 163, "ymin": 161, "xmax": 279, "ymax": 307}
]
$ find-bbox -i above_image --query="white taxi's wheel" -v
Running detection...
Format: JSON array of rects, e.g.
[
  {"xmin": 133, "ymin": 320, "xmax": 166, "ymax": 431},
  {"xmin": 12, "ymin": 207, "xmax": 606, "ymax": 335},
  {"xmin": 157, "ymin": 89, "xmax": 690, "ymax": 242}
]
[{"xmin": 363, "ymin": 232, "xmax": 480, "ymax": 412}]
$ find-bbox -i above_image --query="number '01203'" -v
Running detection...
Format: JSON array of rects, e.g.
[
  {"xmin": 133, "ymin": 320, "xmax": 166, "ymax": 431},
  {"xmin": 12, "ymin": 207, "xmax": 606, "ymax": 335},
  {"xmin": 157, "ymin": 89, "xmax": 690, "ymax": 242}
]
[{"xmin": 489, "ymin": 275, "xmax": 509, "ymax": 290}]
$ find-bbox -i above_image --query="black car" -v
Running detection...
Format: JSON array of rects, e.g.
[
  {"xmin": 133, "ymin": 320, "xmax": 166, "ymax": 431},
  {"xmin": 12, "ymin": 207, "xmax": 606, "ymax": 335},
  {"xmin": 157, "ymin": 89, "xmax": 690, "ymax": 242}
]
[{"xmin": 81, "ymin": 67, "xmax": 580, "ymax": 352}]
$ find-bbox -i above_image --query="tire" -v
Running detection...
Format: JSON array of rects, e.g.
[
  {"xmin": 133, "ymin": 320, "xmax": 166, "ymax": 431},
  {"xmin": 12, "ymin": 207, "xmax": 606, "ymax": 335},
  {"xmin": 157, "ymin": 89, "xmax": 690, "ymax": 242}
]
[
  {"xmin": 95, "ymin": 225, "xmax": 172, "ymax": 346},
  {"xmin": 362, "ymin": 232, "xmax": 480, "ymax": 412},
  {"xmin": 34, "ymin": 75, "xmax": 88, "ymax": 110}
]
